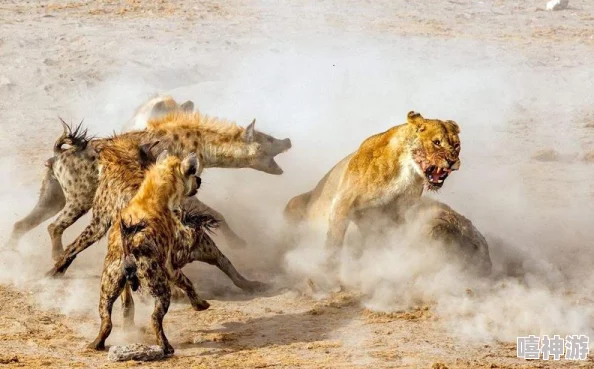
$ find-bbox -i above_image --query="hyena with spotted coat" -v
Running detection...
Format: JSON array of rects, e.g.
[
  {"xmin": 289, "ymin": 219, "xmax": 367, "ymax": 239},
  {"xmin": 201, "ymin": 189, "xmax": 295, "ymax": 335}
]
[
  {"xmin": 7, "ymin": 106, "xmax": 291, "ymax": 267},
  {"xmin": 47, "ymin": 132, "xmax": 265, "ymax": 293},
  {"xmin": 89, "ymin": 151, "xmax": 204, "ymax": 354}
]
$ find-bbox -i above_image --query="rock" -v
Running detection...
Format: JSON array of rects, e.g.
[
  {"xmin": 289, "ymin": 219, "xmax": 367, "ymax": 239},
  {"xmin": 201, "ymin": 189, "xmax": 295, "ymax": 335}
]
[
  {"xmin": 546, "ymin": 0, "xmax": 569, "ymax": 11},
  {"xmin": 107, "ymin": 343, "xmax": 165, "ymax": 362}
]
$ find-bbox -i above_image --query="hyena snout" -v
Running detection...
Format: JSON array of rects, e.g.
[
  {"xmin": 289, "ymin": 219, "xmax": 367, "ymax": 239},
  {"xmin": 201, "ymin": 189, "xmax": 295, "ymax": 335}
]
[{"xmin": 281, "ymin": 138, "xmax": 292, "ymax": 151}]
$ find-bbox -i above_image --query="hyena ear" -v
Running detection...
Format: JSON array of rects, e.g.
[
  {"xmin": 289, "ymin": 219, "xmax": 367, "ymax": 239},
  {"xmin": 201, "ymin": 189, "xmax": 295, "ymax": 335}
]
[
  {"xmin": 243, "ymin": 119, "xmax": 256, "ymax": 143},
  {"xmin": 150, "ymin": 101, "xmax": 169, "ymax": 117},
  {"xmin": 139, "ymin": 141, "xmax": 160, "ymax": 164},
  {"xmin": 181, "ymin": 152, "xmax": 199, "ymax": 176},
  {"xmin": 88, "ymin": 140, "xmax": 104, "ymax": 156},
  {"xmin": 156, "ymin": 150, "xmax": 169, "ymax": 163},
  {"xmin": 58, "ymin": 117, "xmax": 69, "ymax": 135},
  {"xmin": 180, "ymin": 100, "xmax": 194, "ymax": 112},
  {"xmin": 445, "ymin": 120, "xmax": 460, "ymax": 134},
  {"xmin": 407, "ymin": 111, "xmax": 426, "ymax": 132}
]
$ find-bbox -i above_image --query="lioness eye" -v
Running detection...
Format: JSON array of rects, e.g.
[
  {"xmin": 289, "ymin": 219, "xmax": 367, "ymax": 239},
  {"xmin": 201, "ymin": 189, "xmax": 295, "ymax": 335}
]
[{"xmin": 433, "ymin": 139, "xmax": 441, "ymax": 146}]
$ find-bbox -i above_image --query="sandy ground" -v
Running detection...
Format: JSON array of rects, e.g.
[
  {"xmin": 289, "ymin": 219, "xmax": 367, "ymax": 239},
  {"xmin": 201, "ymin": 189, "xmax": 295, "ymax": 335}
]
[{"xmin": 1, "ymin": 0, "xmax": 594, "ymax": 368}]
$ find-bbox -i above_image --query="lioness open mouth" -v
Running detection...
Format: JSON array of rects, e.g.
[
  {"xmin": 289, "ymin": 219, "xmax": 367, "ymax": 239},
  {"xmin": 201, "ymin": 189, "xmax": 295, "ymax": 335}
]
[{"xmin": 425, "ymin": 165, "xmax": 451, "ymax": 188}]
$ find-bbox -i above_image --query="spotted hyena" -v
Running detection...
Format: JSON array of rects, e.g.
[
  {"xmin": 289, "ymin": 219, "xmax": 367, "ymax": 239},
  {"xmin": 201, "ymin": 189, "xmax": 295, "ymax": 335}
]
[
  {"xmin": 89, "ymin": 151, "xmax": 204, "ymax": 355},
  {"xmin": 47, "ymin": 132, "xmax": 265, "ymax": 293},
  {"xmin": 7, "ymin": 104, "xmax": 291, "ymax": 269}
]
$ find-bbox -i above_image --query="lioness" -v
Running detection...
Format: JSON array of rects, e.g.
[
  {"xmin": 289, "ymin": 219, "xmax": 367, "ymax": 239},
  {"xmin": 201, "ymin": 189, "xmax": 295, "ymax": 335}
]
[{"xmin": 284, "ymin": 111, "xmax": 461, "ymax": 249}]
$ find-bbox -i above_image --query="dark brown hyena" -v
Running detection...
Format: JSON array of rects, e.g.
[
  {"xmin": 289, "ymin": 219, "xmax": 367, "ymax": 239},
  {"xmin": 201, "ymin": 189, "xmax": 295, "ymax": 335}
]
[
  {"xmin": 7, "ymin": 109, "xmax": 291, "ymax": 266},
  {"xmin": 118, "ymin": 201, "xmax": 258, "ymax": 334},
  {"xmin": 89, "ymin": 152, "xmax": 203, "ymax": 355}
]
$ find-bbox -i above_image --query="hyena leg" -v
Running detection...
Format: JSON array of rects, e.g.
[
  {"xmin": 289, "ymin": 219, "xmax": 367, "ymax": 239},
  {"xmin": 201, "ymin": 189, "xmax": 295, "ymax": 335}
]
[
  {"xmin": 151, "ymin": 286, "xmax": 174, "ymax": 356},
  {"xmin": 183, "ymin": 197, "xmax": 247, "ymax": 249},
  {"xmin": 88, "ymin": 262, "xmax": 125, "ymax": 351},
  {"xmin": 191, "ymin": 241, "xmax": 268, "ymax": 292},
  {"xmin": 47, "ymin": 201, "xmax": 90, "ymax": 261},
  {"xmin": 6, "ymin": 168, "xmax": 65, "ymax": 249},
  {"xmin": 49, "ymin": 213, "xmax": 109, "ymax": 276},
  {"xmin": 121, "ymin": 283, "xmax": 135, "ymax": 329},
  {"xmin": 168, "ymin": 269, "xmax": 210, "ymax": 311}
]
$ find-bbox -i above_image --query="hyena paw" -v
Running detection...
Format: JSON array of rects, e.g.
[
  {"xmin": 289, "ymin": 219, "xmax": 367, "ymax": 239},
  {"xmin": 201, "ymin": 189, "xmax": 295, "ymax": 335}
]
[{"xmin": 191, "ymin": 298, "xmax": 210, "ymax": 311}]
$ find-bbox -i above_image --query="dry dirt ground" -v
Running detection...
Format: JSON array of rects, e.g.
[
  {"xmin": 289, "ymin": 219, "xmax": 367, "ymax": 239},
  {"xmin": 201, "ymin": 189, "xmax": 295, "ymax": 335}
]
[{"xmin": 1, "ymin": 1, "xmax": 594, "ymax": 368}]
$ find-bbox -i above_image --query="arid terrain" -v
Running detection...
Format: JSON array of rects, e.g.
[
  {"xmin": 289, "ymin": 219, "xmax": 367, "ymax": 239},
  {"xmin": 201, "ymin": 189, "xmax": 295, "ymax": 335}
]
[{"xmin": 0, "ymin": 1, "xmax": 593, "ymax": 368}]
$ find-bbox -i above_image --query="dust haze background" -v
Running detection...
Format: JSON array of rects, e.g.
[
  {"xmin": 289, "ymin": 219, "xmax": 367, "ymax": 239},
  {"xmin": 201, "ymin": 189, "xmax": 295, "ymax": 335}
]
[{"xmin": 1, "ymin": 27, "xmax": 593, "ymax": 346}]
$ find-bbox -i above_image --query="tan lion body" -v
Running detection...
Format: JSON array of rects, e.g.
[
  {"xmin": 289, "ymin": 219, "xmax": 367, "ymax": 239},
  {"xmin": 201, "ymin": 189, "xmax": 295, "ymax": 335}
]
[{"xmin": 284, "ymin": 111, "xmax": 461, "ymax": 249}]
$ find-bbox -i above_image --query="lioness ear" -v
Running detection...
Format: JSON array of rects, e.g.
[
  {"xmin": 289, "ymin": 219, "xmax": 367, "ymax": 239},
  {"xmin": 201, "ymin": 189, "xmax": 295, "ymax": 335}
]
[
  {"xmin": 244, "ymin": 119, "xmax": 256, "ymax": 143},
  {"xmin": 445, "ymin": 120, "xmax": 460, "ymax": 134},
  {"xmin": 180, "ymin": 100, "xmax": 194, "ymax": 112},
  {"xmin": 156, "ymin": 150, "xmax": 169, "ymax": 163},
  {"xmin": 181, "ymin": 153, "xmax": 198, "ymax": 176},
  {"xmin": 407, "ymin": 111, "xmax": 426, "ymax": 132}
]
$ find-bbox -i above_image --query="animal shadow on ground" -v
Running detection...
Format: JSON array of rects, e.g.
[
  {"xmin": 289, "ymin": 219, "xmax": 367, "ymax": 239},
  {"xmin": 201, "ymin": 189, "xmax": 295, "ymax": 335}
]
[{"xmin": 177, "ymin": 294, "xmax": 360, "ymax": 353}]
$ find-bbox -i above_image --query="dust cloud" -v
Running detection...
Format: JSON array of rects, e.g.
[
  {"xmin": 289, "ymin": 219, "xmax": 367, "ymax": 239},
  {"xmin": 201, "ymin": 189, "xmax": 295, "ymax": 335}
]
[{"xmin": 1, "ymin": 30, "xmax": 593, "ymax": 346}]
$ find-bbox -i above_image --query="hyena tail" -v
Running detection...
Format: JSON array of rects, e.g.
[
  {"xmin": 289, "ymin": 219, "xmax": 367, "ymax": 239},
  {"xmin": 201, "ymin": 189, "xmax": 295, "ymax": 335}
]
[
  {"xmin": 54, "ymin": 117, "xmax": 91, "ymax": 155},
  {"xmin": 119, "ymin": 214, "xmax": 147, "ymax": 292}
]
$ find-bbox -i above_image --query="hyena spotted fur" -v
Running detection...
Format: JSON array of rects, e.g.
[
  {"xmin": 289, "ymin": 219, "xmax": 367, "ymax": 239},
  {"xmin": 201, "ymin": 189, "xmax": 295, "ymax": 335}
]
[
  {"xmin": 46, "ymin": 132, "xmax": 265, "ymax": 293},
  {"xmin": 7, "ymin": 106, "xmax": 291, "ymax": 266},
  {"xmin": 89, "ymin": 151, "xmax": 205, "ymax": 355}
]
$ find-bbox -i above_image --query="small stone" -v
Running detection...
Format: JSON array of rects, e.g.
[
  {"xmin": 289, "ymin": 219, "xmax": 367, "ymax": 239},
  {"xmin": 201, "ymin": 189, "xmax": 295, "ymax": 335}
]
[
  {"xmin": 107, "ymin": 343, "xmax": 164, "ymax": 362},
  {"xmin": 546, "ymin": 0, "xmax": 569, "ymax": 11}
]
